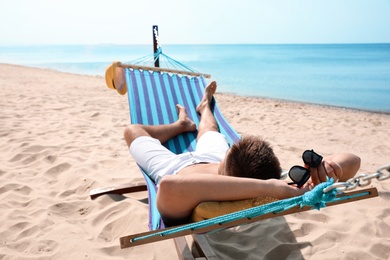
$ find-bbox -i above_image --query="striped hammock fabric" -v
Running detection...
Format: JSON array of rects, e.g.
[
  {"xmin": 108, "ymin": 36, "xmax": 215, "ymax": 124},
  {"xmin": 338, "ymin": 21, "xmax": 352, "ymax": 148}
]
[{"xmin": 125, "ymin": 68, "xmax": 240, "ymax": 230}]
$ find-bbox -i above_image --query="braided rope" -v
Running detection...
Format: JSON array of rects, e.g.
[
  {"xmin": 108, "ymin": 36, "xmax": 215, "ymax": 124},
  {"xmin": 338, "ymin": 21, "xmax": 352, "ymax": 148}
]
[{"xmin": 130, "ymin": 179, "xmax": 345, "ymax": 243}]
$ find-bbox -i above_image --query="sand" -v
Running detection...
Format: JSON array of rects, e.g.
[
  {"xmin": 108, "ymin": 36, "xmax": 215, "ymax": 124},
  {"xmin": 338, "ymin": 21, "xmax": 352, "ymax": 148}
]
[{"xmin": 0, "ymin": 63, "xmax": 389, "ymax": 259}]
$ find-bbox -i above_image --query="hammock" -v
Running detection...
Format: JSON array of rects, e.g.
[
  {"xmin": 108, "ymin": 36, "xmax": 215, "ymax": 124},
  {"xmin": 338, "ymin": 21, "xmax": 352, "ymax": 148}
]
[
  {"xmin": 91, "ymin": 50, "xmax": 385, "ymax": 259},
  {"xmin": 122, "ymin": 61, "xmax": 238, "ymax": 231}
]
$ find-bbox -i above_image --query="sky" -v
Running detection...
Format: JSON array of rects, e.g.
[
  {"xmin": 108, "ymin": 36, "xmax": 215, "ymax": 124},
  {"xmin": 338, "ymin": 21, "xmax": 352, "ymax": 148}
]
[{"xmin": 0, "ymin": 0, "xmax": 389, "ymax": 45}]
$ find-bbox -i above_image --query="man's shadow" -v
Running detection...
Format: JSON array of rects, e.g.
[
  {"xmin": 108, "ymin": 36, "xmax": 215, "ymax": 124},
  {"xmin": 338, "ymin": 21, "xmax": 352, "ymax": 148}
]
[{"xmin": 204, "ymin": 216, "xmax": 310, "ymax": 260}]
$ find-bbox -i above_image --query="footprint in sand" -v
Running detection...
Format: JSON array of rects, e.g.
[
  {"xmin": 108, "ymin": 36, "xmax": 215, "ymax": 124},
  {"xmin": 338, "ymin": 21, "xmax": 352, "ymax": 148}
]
[
  {"xmin": 48, "ymin": 201, "xmax": 94, "ymax": 218},
  {"xmin": 44, "ymin": 162, "xmax": 72, "ymax": 178},
  {"xmin": 33, "ymin": 239, "xmax": 58, "ymax": 254},
  {"xmin": 0, "ymin": 183, "xmax": 32, "ymax": 196}
]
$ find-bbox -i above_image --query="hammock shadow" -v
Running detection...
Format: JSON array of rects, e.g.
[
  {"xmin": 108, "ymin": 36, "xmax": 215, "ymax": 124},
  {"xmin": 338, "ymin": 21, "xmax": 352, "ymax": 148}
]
[
  {"xmin": 204, "ymin": 216, "xmax": 309, "ymax": 259},
  {"xmin": 105, "ymin": 194, "xmax": 149, "ymax": 205}
]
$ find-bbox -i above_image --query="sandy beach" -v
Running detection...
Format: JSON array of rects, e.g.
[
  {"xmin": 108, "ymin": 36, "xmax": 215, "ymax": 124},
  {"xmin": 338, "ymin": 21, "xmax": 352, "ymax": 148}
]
[{"xmin": 1, "ymin": 63, "xmax": 389, "ymax": 259}]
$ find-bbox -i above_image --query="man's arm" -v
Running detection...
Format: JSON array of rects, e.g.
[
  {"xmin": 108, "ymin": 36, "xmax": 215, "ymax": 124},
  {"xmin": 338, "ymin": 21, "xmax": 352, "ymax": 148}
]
[
  {"xmin": 310, "ymin": 153, "xmax": 361, "ymax": 185},
  {"xmin": 157, "ymin": 174, "xmax": 307, "ymax": 220}
]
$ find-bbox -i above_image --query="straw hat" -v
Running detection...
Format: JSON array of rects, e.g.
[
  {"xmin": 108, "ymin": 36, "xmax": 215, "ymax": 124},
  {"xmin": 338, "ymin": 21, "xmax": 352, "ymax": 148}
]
[{"xmin": 105, "ymin": 62, "xmax": 127, "ymax": 95}]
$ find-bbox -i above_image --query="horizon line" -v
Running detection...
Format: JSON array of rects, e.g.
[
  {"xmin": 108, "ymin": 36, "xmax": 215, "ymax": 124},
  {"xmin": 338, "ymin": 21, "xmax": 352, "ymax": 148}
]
[{"xmin": 1, "ymin": 42, "xmax": 390, "ymax": 47}]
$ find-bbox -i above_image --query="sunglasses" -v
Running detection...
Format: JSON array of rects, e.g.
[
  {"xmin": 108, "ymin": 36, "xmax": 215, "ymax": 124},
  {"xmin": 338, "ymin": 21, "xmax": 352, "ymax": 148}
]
[{"xmin": 288, "ymin": 149, "xmax": 323, "ymax": 188}]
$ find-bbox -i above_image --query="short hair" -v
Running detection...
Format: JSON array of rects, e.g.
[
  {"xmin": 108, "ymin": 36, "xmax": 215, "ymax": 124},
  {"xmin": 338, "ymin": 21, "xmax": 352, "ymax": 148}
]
[{"xmin": 224, "ymin": 135, "xmax": 281, "ymax": 180}]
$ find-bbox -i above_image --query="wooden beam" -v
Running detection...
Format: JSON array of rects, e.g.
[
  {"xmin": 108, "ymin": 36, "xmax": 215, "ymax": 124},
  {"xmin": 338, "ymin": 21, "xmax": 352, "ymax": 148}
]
[
  {"xmin": 117, "ymin": 62, "xmax": 211, "ymax": 79},
  {"xmin": 89, "ymin": 182, "xmax": 147, "ymax": 199}
]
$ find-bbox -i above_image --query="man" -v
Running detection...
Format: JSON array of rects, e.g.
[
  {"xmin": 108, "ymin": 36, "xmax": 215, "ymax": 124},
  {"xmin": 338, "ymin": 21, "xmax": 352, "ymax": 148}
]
[{"xmin": 124, "ymin": 81, "xmax": 361, "ymax": 226}]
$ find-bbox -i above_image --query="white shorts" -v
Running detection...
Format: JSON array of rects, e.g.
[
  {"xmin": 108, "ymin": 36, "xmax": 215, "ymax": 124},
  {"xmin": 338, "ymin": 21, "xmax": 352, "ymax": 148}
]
[{"xmin": 129, "ymin": 131, "xmax": 230, "ymax": 185}]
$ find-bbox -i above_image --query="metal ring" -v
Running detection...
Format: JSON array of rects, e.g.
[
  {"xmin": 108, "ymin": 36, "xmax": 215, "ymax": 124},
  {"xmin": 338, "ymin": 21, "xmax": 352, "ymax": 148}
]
[
  {"xmin": 362, "ymin": 172, "xmax": 381, "ymax": 181},
  {"xmin": 323, "ymin": 182, "xmax": 350, "ymax": 193},
  {"xmin": 351, "ymin": 173, "xmax": 368, "ymax": 182},
  {"xmin": 377, "ymin": 164, "xmax": 390, "ymax": 180},
  {"xmin": 378, "ymin": 171, "xmax": 390, "ymax": 181},
  {"xmin": 354, "ymin": 173, "xmax": 372, "ymax": 186},
  {"xmin": 377, "ymin": 164, "xmax": 390, "ymax": 172},
  {"xmin": 345, "ymin": 179, "xmax": 360, "ymax": 190}
]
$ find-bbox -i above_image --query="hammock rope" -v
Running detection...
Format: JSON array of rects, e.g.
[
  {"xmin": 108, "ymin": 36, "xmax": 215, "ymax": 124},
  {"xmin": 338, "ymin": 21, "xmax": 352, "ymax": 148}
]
[{"xmin": 126, "ymin": 46, "xmax": 201, "ymax": 75}]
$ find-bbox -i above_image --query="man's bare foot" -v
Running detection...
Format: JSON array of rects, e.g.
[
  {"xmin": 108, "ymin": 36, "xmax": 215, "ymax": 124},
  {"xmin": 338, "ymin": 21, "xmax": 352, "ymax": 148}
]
[
  {"xmin": 196, "ymin": 81, "xmax": 217, "ymax": 114},
  {"xmin": 176, "ymin": 104, "xmax": 196, "ymax": 132}
]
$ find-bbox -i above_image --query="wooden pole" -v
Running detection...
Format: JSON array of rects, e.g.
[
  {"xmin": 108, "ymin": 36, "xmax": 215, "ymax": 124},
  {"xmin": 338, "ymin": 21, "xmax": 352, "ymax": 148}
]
[
  {"xmin": 116, "ymin": 62, "xmax": 211, "ymax": 78},
  {"xmin": 153, "ymin": 25, "xmax": 160, "ymax": 68}
]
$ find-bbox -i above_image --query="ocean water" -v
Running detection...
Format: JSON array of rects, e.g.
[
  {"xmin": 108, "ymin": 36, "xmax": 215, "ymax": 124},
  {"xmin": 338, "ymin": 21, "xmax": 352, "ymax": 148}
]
[{"xmin": 1, "ymin": 44, "xmax": 389, "ymax": 113}]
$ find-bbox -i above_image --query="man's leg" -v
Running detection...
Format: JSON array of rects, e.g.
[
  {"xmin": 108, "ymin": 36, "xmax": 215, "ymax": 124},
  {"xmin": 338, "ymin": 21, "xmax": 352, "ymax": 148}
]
[
  {"xmin": 124, "ymin": 104, "xmax": 196, "ymax": 148},
  {"xmin": 196, "ymin": 81, "xmax": 219, "ymax": 141}
]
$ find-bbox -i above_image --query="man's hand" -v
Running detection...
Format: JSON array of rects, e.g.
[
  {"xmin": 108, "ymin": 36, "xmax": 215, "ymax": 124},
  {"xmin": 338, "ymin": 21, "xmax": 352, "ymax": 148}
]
[
  {"xmin": 310, "ymin": 160, "xmax": 343, "ymax": 186},
  {"xmin": 269, "ymin": 178, "xmax": 310, "ymax": 198}
]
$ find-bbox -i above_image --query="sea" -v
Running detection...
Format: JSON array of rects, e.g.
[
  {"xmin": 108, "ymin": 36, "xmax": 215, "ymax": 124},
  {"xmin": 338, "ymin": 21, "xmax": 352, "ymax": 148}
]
[{"xmin": 1, "ymin": 44, "xmax": 389, "ymax": 113}]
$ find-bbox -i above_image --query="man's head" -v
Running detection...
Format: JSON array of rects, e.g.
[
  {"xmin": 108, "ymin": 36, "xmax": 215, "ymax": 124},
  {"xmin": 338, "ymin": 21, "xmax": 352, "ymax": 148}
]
[{"xmin": 221, "ymin": 135, "xmax": 281, "ymax": 180}]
